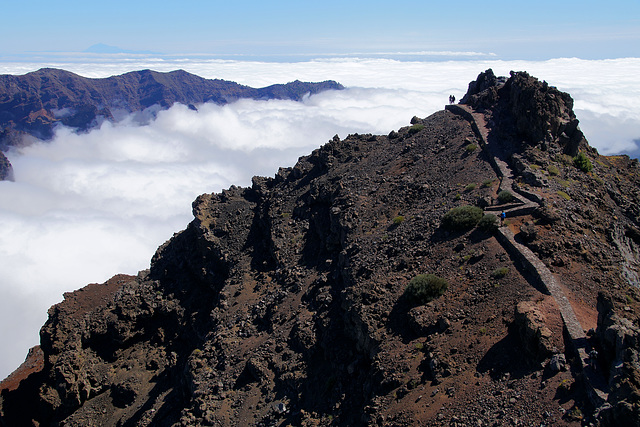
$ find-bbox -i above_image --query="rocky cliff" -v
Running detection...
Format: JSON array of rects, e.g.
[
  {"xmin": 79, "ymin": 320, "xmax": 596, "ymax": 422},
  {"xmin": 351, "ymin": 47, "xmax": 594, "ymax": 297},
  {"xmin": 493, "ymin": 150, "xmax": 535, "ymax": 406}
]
[
  {"xmin": 0, "ymin": 68, "xmax": 343, "ymax": 178},
  {"xmin": 1, "ymin": 70, "xmax": 639, "ymax": 426}
]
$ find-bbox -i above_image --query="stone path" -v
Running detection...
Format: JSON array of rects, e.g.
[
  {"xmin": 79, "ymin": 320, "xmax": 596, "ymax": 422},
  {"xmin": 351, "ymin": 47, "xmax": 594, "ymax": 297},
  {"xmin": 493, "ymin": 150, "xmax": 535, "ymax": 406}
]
[{"xmin": 446, "ymin": 103, "xmax": 609, "ymax": 406}]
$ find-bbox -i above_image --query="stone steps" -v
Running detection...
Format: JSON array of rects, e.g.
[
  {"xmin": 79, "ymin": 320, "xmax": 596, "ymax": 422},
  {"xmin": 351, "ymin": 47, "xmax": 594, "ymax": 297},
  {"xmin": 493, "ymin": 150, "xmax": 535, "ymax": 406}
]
[{"xmin": 446, "ymin": 102, "xmax": 610, "ymax": 407}]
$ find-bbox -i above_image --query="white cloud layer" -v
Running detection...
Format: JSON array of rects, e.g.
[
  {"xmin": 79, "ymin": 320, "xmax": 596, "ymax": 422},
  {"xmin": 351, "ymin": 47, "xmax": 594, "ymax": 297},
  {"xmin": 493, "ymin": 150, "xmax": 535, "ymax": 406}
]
[{"xmin": 0, "ymin": 57, "xmax": 639, "ymax": 379}]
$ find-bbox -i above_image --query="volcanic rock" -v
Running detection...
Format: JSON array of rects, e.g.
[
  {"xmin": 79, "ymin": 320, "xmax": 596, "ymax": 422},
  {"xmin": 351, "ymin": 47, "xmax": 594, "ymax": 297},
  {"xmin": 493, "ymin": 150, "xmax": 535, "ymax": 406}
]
[{"xmin": 1, "ymin": 70, "xmax": 639, "ymax": 426}]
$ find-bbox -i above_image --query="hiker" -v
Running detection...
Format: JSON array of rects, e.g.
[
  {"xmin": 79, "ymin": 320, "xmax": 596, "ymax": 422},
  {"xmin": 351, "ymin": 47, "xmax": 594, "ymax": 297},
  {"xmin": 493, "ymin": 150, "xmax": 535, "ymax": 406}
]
[
  {"xmin": 449, "ymin": 94, "xmax": 455, "ymax": 104},
  {"xmin": 500, "ymin": 211, "xmax": 506, "ymax": 225},
  {"xmin": 589, "ymin": 349, "xmax": 598, "ymax": 370}
]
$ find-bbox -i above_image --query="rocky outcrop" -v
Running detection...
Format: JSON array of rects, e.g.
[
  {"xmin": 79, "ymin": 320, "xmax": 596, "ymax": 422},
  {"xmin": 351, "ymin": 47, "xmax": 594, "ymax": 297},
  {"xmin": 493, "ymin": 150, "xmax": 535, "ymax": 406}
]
[
  {"xmin": 2, "ymin": 71, "xmax": 640, "ymax": 426},
  {"xmin": 460, "ymin": 69, "xmax": 589, "ymax": 156},
  {"xmin": 0, "ymin": 151, "xmax": 12, "ymax": 181},
  {"xmin": 513, "ymin": 301, "xmax": 554, "ymax": 361},
  {"xmin": 597, "ymin": 292, "xmax": 640, "ymax": 426}
]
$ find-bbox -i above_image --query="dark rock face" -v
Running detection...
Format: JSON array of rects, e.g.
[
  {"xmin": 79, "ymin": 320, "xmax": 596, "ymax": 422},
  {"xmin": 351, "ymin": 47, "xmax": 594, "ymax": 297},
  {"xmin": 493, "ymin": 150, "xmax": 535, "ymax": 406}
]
[
  {"xmin": 0, "ymin": 151, "xmax": 12, "ymax": 181},
  {"xmin": 597, "ymin": 292, "xmax": 640, "ymax": 426},
  {"xmin": 460, "ymin": 69, "xmax": 588, "ymax": 156},
  {"xmin": 1, "ymin": 71, "xmax": 640, "ymax": 426}
]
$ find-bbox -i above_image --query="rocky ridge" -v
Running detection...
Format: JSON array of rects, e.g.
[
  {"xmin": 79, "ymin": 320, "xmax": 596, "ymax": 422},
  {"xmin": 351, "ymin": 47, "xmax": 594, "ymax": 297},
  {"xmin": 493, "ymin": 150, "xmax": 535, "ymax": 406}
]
[
  {"xmin": 1, "ymin": 70, "xmax": 639, "ymax": 426},
  {"xmin": 0, "ymin": 68, "xmax": 343, "ymax": 178}
]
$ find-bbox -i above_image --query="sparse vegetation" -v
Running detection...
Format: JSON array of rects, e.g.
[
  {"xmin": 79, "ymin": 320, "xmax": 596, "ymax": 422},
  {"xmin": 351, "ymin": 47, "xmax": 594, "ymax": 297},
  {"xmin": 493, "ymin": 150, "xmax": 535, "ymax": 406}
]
[
  {"xmin": 392, "ymin": 215, "xmax": 405, "ymax": 225},
  {"xmin": 464, "ymin": 183, "xmax": 477, "ymax": 192},
  {"xmin": 573, "ymin": 152, "xmax": 593, "ymax": 172},
  {"xmin": 408, "ymin": 124, "xmax": 425, "ymax": 135},
  {"xmin": 441, "ymin": 205, "xmax": 483, "ymax": 231},
  {"xmin": 405, "ymin": 274, "xmax": 448, "ymax": 305},
  {"xmin": 491, "ymin": 267, "xmax": 509, "ymax": 279},
  {"xmin": 556, "ymin": 153, "xmax": 574, "ymax": 165},
  {"xmin": 547, "ymin": 164, "xmax": 560, "ymax": 176},
  {"xmin": 498, "ymin": 190, "xmax": 514, "ymax": 204},
  {"xmin": 557, "ymin": 190, "xmax": 571, "ymax": 200},
  {"xmin": 477, "ymin": 214, "xmax": 499, "ymax": 232},
  {"xmin": 465, "ymin": 143, "xmax": 478, "ymax": 153},
  {"xmin": 481, "ymin": 179, "xmax": 494, "ymax": 188},
  {"xmin": 554, "ymin": 177, "xmax": 571, "ymax": 187}
]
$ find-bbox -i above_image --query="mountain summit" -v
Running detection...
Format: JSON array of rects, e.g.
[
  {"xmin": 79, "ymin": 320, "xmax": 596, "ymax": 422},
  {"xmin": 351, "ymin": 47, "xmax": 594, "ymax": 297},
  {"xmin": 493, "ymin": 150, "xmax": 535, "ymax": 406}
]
[{"xmin": 1, "ymin": 70, "xmax": 638, "ymax": 426}]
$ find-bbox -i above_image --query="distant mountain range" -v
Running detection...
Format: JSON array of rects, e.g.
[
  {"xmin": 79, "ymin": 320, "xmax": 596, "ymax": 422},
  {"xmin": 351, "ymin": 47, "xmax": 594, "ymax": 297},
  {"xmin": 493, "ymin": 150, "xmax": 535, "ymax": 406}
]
[{"xmin": 0, "ymin": 68, "xmax": 344, "ymax": 179}]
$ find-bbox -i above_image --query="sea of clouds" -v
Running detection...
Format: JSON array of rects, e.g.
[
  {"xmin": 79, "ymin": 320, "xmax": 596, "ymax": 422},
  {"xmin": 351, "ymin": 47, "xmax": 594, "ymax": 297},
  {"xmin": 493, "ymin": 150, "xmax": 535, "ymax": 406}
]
[{"xmin": 0, "ymin": 57, "xmax": 639, "ymax": 379}]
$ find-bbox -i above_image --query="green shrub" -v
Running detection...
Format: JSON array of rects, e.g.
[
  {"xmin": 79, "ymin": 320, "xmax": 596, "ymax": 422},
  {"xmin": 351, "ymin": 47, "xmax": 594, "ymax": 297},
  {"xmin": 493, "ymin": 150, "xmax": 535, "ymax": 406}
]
[
  {"xmin": 392, "ymin": 215, "xmax": 405, "ymax": 225},
  {"xmin": 491, "ymin": 267, "xmax": 509, "ymax": 279},
  {"xmin": 441, "ymin": 205, "xmax": 483, "ymax": 231},
  {"xmin": 477, "ymin": 214, "xmax": 499, "ymax": 232},
  {"xmin": 481, "ymin": 179, "xmax": 494, "ymax": 188},
  {"xmin": 408, "ymin": 124, "xmax": 425, "ymax": 135},
  {"xmin": 465, "ymin": 143, "xmax": 478, "ymax": 153},
  {"xmin": 405, "ymin": 274, "xmax": 448, "ymax": 305},
  {"xmin": 557, "ymin": 190, "xmax": 571, "ymax": 200},
  {"xmin": 464, "ymin": 183, "xmax": 477, "ymax": 192},
  {"xmin": 547, "ymin": 165, "xmax": 560, "ymax": 176},
  {"xmin": 573, "ymin": 152, "xmax": 593, "ymax": 172},
  {"xmin": 497, "ymin": 190, "xmax": 514, "ymax": 204}
]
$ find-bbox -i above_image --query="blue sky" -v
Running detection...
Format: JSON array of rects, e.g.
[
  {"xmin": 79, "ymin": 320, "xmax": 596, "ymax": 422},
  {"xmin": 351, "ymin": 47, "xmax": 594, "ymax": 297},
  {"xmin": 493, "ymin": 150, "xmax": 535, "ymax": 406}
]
[{"xmin": 1, "ymin": 0, "xmax": 638, "ymax": 59}]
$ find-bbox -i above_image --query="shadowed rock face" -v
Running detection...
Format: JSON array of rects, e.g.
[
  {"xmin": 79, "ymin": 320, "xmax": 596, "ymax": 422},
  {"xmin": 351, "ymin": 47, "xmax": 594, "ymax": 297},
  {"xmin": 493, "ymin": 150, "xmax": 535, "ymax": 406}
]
[
  {"xmin": 1, "ymin": 71, "xmax": 639, "ymax": 426},
  {"xmin": 0, "ymin": 151, "xmax": 12, "ymax": 181}
]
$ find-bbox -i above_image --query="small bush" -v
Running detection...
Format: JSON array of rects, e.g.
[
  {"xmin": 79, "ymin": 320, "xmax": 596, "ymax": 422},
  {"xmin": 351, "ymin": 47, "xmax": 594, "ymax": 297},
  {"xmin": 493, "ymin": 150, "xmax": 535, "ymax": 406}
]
[
  {"xmin": 408, "ymin": 124, "xmax": 425, "ymax": 135},
  {"xmin": 557, "ymin": 191, "xmax": 571, "ymax": 200},
  {"xmin": 464, "ymin": 183, "xmax": 477, "ymax": 192},
  {"xmin": 392, "ymin": 215, "xmax": 405, "ymax": 225},
  {"xmin": 465, "ymin": 143, "xmax": 478, "ymax": 153},
  {"xmin": 547, "ymin": 164, "xmax": 560, "ymax": 176},
  {"xmin": 405, "ymin": 274, "xmax": 448, "ymax": 305},
  {"xmin": 556, "ymin": 154, "xmax": 574, "ymax": 165},
  {"xmin": 497, "ymin": 190, "xmax": 514, "ymax": 204},
  {"xmin": 481, "ymin": 179, "xmax": 494, "ymax": 188},
  {"xmin": 477, "ymin": 214, "xmax": 499, "ymax": 232},
  {"xmin": 491, "ymin": 267, "xmax": 509, "ymax": 279},
  {"xmin": 573, "ymin": 152, "xmax": 593, "ymax": 172},
  {"xmin": 441, "ymin": 205, "xmax": 483, "ymax": 231}
]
